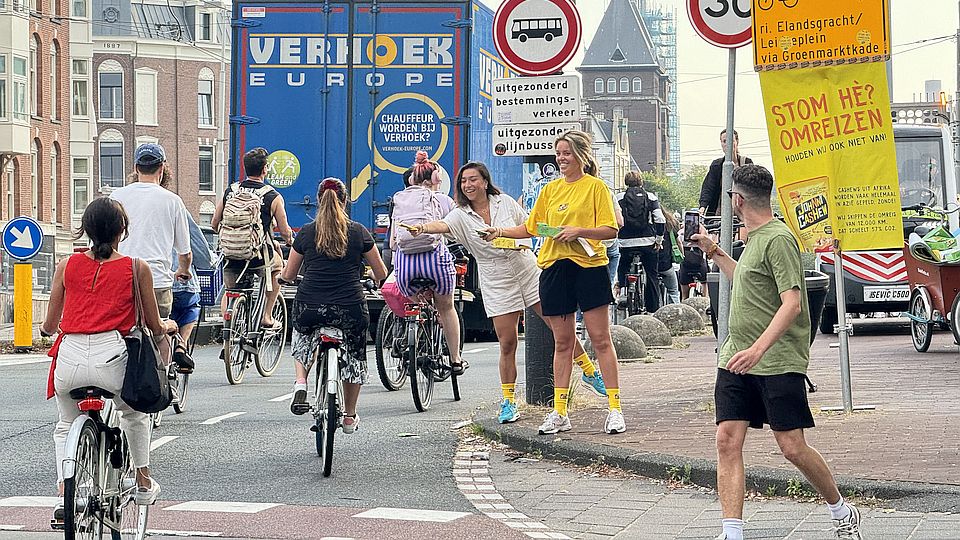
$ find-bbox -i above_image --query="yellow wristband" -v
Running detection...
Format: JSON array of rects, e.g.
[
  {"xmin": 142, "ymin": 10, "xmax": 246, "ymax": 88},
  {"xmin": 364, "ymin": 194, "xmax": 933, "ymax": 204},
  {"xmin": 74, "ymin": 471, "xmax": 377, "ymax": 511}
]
[{"xmin": 706, "ymin": 244, "xmax": 720, "ymax": 259}]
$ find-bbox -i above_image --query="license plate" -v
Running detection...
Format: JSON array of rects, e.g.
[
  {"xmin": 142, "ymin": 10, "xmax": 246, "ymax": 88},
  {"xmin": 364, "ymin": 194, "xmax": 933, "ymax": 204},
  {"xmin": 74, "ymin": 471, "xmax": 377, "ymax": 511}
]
[{"xmin": 863, "ymin": 286, "xmax": 910, "ymax": 302}]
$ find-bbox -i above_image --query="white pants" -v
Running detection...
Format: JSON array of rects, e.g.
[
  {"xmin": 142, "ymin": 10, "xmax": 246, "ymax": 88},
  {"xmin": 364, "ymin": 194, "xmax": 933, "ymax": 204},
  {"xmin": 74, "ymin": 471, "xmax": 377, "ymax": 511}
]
[{"xmin": 53, "ymin": 332, "xmax": 152, "ymax": 482}]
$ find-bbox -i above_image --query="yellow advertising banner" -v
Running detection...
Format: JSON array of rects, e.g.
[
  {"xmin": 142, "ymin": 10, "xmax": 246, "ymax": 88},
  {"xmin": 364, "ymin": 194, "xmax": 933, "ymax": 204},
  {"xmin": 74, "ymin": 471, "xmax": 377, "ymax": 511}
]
[
  {"xmin": 759, "ymin": 61, "xmax": 902, "ymax": 251},
  {"xmin": 752, "ymin": 0, "xmax": 890, "ymax": 72}
]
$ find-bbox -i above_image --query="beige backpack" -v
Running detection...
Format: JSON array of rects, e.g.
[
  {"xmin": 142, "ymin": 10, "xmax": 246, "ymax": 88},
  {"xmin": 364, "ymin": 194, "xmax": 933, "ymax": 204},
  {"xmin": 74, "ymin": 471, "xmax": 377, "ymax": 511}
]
[{"xmin": 219, "ymin": 184, "xmax": 273, "ymax": 260}]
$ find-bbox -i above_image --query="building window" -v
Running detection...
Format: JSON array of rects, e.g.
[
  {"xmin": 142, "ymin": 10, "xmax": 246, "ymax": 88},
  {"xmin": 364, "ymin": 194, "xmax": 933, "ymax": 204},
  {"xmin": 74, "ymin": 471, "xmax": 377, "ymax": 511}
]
[
  {"xmin": 72, "ymin": 60, "xmax": 88, "ymax": 117},
  {"xmin": 99, "ymin": 140, "xmax": 124, "ymax": 189},
  {"xmin": 71, "ymin": 0, "xmax": 85, "ymax": 16},
  {"xmin": 594, "ymin": 78, "xmax": 603, "ymax": 94},
  {"xmin": 31, "ymin": 140, "xmax": 40, "ymax": 219},
  {"xmin": 198, "ymin": 146, "xmax": 214, "ymax": 191},
  {"xmin": 98, "ymin": 70, "xmax": 123, "ymax": 119},
  {"xmin": 12, "ymin": 56, "xmax": 27, "ymax": 121},
  {"xmin": 50, "ymin": 144, "xmax": 58, "ymax": 223},
  {"xmin": 606, "ymin": 77, "xmax": 616, "ymax": 94},
  {"xmin": 50, "ymin": 42, "xmax": 60, "ymax": 120},
  {"xmin": 0, "ymin": 55, "xmax": 6, "ymax": 120},
  {"xmin": 5, "ymin": 160, "xmax": 15, "ymax": 219},
  {"xmin": 73, "ymin": 158, "xmax": 89, "ymax": 214},
  {"xmin": 30, "ymin": 35, "xmax": 40, "ymax": 117},
  {"xmin": 32, "ymin": 0, "xmax": 39, "ymax": 13},
  {"xmin": 633, "ymin": 77, "xmax": 642, "ymax": 93},
  {"xmin": 198, "ymin": 12, "xmax": 212, "ymax": 41},
  {"xmin": 135, "ymin": 69, "xmax": 157, "ymax": 125},
  {"xmin": 198, "ymin": 78, "xmax": 213, "ymax": 126},
  {"xmin": 619, "ymin": 77, "xmax": 628, "ymax": 93}
]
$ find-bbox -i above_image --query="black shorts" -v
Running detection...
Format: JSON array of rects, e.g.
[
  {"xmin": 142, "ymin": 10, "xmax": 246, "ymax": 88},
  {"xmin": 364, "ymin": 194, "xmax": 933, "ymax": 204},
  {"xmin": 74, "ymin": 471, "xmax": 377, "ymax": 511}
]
[
  {"xmin": 679, "ymin": 249, "xmax": 708, "ymax": 286},
  {"xmin": 714, "ymin": 368, "xmax": 815, "ymax": 431},
  {"xmin": 540, "ymin": 259, "xmax": 615, "ymax": 317}
]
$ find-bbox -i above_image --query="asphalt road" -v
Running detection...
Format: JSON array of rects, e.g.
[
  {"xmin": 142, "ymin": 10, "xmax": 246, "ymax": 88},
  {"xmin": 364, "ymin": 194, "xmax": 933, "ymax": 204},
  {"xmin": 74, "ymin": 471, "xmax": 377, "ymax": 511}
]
[{"xmin": 0, "ymin": 341, "xmax": 525, "ymax": 539}]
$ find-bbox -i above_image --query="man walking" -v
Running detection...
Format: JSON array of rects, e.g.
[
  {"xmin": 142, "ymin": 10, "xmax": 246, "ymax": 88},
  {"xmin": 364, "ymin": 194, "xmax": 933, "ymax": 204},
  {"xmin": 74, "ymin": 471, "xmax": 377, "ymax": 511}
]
[
  {"xmin": 691, "ymin": 165, "xmax": 862, "ymax": 540},
  {"xmin": 110, "ymin": 143, "xmax": 192, "ymax": 318}
]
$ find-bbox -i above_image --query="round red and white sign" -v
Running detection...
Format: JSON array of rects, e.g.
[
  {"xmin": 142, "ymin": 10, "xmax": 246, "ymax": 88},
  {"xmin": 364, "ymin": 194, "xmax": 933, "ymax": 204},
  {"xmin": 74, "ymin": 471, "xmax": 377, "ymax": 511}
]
[
  {"xmin": 687, "ymin": 0, "xmax": 752, "ymax": 48},
  {"xmin": 493, "ymin": 0, "xmax": 582, "ymax": 76}
]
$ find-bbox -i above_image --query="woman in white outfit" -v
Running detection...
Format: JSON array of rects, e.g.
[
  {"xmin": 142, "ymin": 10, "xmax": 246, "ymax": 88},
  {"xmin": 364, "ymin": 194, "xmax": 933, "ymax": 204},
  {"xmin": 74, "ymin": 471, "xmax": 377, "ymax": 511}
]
[
  {"xmin": 410, "ymin": 162, "xmax": 606, "ymax": 424},
  {"xmin": 42, "ymin": 197, "xmax": 176, "ymax": 515}
]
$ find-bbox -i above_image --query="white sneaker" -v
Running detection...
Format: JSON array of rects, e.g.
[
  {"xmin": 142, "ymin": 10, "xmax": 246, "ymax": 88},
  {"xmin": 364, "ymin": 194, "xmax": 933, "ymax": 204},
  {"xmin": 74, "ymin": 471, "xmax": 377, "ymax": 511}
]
[
  {"xmin": 342, "ymin": 414, "xmax": 359, "ymax": 434},
  {"xmin": 538, "ymin": 411, "xmax": 571, "ymax": 435},
  {"xmin": 834, "ymin": 503, "xmax": 863, "ymax": 539},
  {"xmin": 134, "ymin": 477, "xmax": 160, "ymax": 506},
  {"xmin": 605, "ymin": 409, "xmax": 626, "ymax": 434}
]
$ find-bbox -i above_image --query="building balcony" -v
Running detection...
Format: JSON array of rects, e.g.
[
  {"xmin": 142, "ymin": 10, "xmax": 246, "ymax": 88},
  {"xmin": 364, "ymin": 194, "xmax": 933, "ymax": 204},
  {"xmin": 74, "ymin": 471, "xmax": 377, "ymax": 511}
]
[{"xmin": 0, "ymin": 121, "xmax": 30, "ymax": 156}]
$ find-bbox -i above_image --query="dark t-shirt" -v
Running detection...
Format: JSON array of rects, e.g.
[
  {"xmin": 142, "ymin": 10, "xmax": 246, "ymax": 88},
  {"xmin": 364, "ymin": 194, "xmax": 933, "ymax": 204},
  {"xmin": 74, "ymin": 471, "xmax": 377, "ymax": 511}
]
[
  {"xmin": 292, "ymin": 220, "xmax": 375, "ymax": 305},
  {"xmin": 223, "ymin": 179, "xmax": 280, "ymax": 270}
]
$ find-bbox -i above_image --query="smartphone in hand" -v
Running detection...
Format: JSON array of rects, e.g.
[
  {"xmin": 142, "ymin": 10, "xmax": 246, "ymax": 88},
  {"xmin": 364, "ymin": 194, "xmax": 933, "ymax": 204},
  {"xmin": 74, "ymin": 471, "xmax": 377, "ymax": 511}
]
[{"xmin": 683, "ymin": 211, "xmax": 700, "ymax": 247}]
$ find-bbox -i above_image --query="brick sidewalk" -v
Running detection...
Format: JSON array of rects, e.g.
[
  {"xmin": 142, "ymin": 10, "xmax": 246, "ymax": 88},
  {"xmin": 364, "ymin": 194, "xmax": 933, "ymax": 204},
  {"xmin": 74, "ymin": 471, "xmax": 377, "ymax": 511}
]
[{"xmin": 514, "ymin": 319, "xmax": 960, "ymax": 487}]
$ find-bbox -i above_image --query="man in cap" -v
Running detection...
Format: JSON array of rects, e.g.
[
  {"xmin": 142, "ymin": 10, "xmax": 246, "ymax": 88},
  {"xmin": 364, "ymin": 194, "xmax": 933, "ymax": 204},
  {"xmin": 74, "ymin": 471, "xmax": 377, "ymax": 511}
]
[{"xmin": 110, "ymin": 143, "xmax": 192, "ymax": 320}]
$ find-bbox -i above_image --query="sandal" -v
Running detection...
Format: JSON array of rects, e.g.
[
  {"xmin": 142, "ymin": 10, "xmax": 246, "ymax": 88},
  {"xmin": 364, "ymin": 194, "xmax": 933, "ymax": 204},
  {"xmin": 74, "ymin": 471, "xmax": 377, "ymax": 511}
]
[
  {"xmin": 451, "ymin": 359, "xmax": 469, "ymax": 376},
  {"xmin": 172, "ymin": 345, "xmax": 195, "ymax": 373}
]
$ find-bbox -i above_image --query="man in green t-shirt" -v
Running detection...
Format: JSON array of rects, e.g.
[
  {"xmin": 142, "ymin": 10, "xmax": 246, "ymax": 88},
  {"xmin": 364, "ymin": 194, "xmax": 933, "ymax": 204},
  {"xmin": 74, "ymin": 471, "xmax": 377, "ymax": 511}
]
[{"xmin": 691, "ymin": 165, "xmax": 862, "ymax": 540}]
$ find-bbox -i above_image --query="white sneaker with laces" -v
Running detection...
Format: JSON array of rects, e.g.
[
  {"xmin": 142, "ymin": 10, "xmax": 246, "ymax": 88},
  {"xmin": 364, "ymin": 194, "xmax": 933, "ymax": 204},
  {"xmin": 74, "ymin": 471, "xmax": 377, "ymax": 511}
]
[
  {"xmin": 833, "ymin": 503, "xmax": 863, "ymax": 539},
  {"xmin": 134, "ymin": 477, "xmax": 160, "ymax": 506},
  {"xmin": 537, "ymin": 411, "xmax": 571, "ymax": 435},
  {"xmin": 605, "ymin": 409, "xmax": 626, "ymax": 434}
]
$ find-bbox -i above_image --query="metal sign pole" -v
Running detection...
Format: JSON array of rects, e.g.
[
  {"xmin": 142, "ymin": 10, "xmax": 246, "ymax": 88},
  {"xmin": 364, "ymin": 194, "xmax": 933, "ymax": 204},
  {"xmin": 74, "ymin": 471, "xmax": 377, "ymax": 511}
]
[
  {"xmin": 717, "ymin": 47, "xmax": 736, "ymax": 347},
  {"xmin": 821, "ymin": 242, "xmax": 875, "ymax": 413}
]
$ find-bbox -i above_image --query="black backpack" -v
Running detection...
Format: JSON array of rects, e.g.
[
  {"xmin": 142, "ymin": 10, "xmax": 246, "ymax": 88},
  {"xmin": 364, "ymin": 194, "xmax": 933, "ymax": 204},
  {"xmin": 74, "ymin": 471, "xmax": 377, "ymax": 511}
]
[{"xmin": 620, "ymin": 187, "xmax": 651, "ymax": 228}]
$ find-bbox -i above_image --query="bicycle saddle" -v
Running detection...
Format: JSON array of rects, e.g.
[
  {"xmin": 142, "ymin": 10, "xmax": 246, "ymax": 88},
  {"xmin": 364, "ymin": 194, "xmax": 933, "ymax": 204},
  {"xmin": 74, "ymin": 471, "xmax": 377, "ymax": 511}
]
[
  {"xmin": 69, "ymin": 386, "xmax": 115, "ymax": 400},
  {"xmin": 318, "ymin": 326, "xmax": 344, "ymax": 343},
  {"xmin": 409, "ymin": 277, "xmax": 437, "ymax": 290}
]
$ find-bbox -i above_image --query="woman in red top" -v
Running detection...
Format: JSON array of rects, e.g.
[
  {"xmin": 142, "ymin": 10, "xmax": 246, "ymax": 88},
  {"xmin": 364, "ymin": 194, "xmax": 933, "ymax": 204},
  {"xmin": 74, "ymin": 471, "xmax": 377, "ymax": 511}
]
[{"xmin": 42, "ymin": 197, "xmax": 176, "ymax": 508}]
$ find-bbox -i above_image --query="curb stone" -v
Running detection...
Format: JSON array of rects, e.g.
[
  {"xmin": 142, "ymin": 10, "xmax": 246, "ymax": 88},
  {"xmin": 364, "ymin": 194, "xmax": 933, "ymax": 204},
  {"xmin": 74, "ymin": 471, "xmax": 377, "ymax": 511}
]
[{"xmin": 475, "ymin": 417, "xmax": 960, "ymax": 513}]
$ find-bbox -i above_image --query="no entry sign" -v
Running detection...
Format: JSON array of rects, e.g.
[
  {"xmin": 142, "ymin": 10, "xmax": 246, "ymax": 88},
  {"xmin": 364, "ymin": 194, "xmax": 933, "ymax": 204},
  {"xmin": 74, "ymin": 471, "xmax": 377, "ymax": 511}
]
[
  {"xmin": 687, "ymin": 0, "xmax": 752, "ymax": 49},
  {"xmin": 493, "ymin": 0, "xmax": 582, "ymax": 76}
]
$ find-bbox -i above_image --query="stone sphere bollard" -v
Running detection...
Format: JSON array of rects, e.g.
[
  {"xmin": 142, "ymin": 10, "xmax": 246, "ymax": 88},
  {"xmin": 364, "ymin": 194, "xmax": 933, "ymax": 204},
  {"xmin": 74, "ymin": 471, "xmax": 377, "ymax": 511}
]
[
  {"xmin": 584, "ymin": 325, "xmax": 648, "ymax": 362},
  {"xmin": 654, "ymin": 303, "xmax": 705, "ymax": 336},
  {"xmin": 620, "ymin": 315, "xmax": 673, "ymax": 347},
  {"xmin": 682, "ymin": 297, "xmax": 711, "ymax": 324}
]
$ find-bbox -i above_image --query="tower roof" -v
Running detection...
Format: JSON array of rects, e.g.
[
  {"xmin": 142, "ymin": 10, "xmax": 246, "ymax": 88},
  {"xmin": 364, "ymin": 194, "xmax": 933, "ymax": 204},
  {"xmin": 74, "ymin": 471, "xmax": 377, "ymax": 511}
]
[{"xmin": 580, "ymin": 0, "xmax": 660, "ymax": 69}]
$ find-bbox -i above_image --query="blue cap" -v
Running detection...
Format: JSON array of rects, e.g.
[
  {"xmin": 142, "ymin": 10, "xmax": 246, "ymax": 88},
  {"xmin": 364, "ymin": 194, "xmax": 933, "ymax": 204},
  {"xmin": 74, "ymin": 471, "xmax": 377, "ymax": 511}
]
[{"xmin": 134, "ymin": 143, "xmax": 166, "ymax": 166}]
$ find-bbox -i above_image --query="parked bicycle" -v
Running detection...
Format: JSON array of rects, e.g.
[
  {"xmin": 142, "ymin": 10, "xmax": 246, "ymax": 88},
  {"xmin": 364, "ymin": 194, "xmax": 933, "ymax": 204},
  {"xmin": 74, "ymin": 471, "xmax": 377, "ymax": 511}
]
[
  {"xmin": 54, "ymin": 387, "xmax": 149, "ymax": 540},
  {"xmin": 222, "ymin": 269, "xmax": 287, "ymax": 385}
]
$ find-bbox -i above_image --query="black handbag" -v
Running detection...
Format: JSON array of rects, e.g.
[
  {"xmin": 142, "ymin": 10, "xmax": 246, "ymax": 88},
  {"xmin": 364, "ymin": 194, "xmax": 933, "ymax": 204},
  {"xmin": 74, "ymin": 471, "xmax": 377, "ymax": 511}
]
[{"xmin": 120, "ymin": 258, "xmax": 172, "ymax": 414}]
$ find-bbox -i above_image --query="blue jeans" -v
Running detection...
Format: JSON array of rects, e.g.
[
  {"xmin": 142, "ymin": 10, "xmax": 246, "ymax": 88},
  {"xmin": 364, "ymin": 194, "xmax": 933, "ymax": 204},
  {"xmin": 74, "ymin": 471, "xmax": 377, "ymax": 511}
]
[
  {"xmin": 659, "ymin": 268, "xmax": 680, "ymax": 305},
  {"xmin": 605, "ymin": 239, "xmax": 621, "ymax": 286}
]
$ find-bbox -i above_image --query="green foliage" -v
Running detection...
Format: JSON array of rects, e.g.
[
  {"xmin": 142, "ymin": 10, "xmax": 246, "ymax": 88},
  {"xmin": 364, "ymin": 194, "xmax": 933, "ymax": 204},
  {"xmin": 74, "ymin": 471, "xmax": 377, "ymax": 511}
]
[
  {"xmin": 765, "ymin": 485, "xmax": 778, "ymax": 497},
  {"xmin": 642, "ymin": 166, "xmax": 708, "ymax": 215},
  {"xmin": 785, "ymin": 477, "xmax": 815, "ymax": 498},
  {"xmin": 469, "ymin": 423, "xmax": 484, "ymax": 436},
  {"xmin": 666, "ymin": 463, "xmax": 693, "ymax": 485}
]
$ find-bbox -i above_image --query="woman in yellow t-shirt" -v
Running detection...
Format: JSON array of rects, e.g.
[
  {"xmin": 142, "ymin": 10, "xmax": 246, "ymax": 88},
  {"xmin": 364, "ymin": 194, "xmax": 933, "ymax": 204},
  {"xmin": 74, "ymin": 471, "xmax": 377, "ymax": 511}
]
[{"xmin": 484, "ymin": 130, "xmax": 626, "ymax": 436}]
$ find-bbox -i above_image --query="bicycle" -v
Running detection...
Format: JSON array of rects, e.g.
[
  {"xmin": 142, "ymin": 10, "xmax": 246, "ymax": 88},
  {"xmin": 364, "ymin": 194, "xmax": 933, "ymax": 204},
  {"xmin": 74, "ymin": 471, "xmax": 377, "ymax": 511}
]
[
  {"xmin": 221, "ymin": 268, "xmax": 287, "ymax": 385},
  {"xmin": 54, "ymin": 387, "xmax": 149, "ymax": 540},
  {"xmin": 757, "ymin": 0, "xmax": 798, "ymax": 10}
]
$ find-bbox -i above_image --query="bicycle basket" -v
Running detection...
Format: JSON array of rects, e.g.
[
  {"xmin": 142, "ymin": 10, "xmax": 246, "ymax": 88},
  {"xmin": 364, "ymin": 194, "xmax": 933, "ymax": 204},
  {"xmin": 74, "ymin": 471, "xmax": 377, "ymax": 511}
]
[{"xmin": 196, "ymin": 268, "xmax": 224, "ymax": 306}]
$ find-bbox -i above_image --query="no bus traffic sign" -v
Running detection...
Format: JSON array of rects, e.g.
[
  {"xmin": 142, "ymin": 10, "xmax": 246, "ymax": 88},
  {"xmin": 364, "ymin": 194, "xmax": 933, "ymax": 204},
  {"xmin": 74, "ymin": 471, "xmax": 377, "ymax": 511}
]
[
  {"xmin": 493, "ymin": 0, "xmax": 582, "ymax": 76},
  {"xmin": 687, "ymin": 0, "xmax": 752, "ymax": 48}
]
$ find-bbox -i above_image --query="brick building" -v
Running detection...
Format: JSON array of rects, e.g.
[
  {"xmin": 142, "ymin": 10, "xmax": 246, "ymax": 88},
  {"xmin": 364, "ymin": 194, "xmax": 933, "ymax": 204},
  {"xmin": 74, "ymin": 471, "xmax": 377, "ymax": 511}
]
[
  {"xmin": 577, "ymin": 0, "xmax": 671, "ymax": 172},
  {"xmin": 92, "ymin": 0, "xmax": 229, "ymax": 225}
]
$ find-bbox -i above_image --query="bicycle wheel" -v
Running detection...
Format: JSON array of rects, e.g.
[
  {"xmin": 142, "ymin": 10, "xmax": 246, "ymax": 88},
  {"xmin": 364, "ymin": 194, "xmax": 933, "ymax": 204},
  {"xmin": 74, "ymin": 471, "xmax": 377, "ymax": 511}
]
[
  {"xmin": 314, "ymin": 358, "xmax": 326, "ymax": 458},
  {"xmin": 627, "ymin": 281, "xmax": 642, "ymax": 316},
  {"xmin": 172, "ymin": 371, "xmax": 189, "ymax": 414},
  {"xmin": 910, "ymin": 288, "xmax": 933, "ymax": 352},
  {"xmin": 323, "ymin": 380, "xmax": 338, "ymax": 476},
  {"xmin": 63, "ymin": 420, "xmax": 102, "ymax": 540},
  {"xmin": 433, "ymin": 306, "xmax": 464, "ymax": 383},
  {"xmin": 375, "ymin": 309, "xmax": 407, "ymax": 390},
  {"xmin": 256, "ymin": 298, "xmax": 287, "ymax": 377},
  {"xmin": 224, "ymin": 296, "xmax": 250, "ymax": 385},
  {"xmin": 112, "ymin": 434, "xmax": 148, "ymax": 540},
  {"xmin": 408, "ymin": 321, "xmax": 434, "ymax": 412}
]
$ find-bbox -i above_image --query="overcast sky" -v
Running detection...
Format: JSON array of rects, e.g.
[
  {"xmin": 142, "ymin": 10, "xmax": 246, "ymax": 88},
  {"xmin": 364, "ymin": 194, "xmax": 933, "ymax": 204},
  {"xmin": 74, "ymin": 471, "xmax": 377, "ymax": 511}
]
[{"xmin": 480, "ymin": 0, "xmax": 960, "ymax": 168}]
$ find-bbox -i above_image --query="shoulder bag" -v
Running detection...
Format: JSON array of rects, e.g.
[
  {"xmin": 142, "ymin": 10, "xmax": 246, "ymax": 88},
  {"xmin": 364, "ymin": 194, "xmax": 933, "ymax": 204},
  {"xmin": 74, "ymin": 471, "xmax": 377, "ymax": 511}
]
[{"xmin": 120, "ymin": 258, "xmax": 173, "ymax": 414}]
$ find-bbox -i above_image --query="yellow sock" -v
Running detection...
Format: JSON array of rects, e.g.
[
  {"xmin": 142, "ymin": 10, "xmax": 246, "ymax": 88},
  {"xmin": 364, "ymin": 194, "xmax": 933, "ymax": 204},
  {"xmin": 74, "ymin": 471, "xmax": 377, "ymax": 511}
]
[
  {"xmin": 607, "ymin": 388, "xmax": 621, "ymax": 411},
  {"xmin": 554, "ymin": 387, "xmax": 569, "ymax": 417},
  {"xmin": 573, "ymin": 352, "xmax": 596, "ymax": 377},
  {"xmin": 501, "ymin": 383, "xmax": 516, "ymax": 402}
]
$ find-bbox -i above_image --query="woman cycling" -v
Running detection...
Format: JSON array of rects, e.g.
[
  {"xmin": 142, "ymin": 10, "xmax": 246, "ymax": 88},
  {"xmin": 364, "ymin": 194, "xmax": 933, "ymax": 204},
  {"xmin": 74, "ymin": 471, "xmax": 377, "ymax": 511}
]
[
  {"xmin": 484, "ymin": 130, "xmax": 626, "ymax": 435},
  {"xmin": 391, "ymin": 151, "xmax": 465, "ymax": 374},
  {"xmin": 409, "ymin": 162, "xmax": 606, "ymax": 424},
  {"xmin": 283, "ymin": 178, "xmax": 387, "ymax": 433},
  {"xmin": 43, "ymin": 197, "xmax": 175, "ymax": 513}
]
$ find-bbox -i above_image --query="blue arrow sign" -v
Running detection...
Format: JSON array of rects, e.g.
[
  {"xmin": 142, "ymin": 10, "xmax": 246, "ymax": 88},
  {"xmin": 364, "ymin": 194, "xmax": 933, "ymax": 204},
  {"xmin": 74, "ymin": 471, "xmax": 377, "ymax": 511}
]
[{"xmin": 2, "ymin": 216, "xmax": 43, "ymax": 260}]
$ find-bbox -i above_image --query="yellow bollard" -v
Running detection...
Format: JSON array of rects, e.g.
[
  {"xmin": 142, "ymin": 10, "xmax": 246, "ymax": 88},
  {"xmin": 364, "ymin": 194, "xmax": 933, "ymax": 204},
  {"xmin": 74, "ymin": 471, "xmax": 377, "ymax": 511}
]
[{"xmin": 14, "ymin": 263, "xmax": 32, "ymax": 350}]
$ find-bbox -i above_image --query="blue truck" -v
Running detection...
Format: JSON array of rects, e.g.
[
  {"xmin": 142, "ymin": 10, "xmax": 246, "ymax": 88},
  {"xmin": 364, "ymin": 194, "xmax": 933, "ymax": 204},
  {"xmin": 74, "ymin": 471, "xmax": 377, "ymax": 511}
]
[{"xmin": 229, "ymin": 0, "xmax": 523, "ymax": 336}]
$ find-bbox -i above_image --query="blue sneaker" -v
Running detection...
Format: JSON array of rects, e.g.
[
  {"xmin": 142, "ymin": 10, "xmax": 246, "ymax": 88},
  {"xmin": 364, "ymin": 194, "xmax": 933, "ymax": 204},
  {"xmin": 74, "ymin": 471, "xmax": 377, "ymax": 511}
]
[
  {"xmin": 498, "ymin": 400, "xmax": 520, "ymax": 424},
  {"xmin": 582, "ymin": 371, "xmax": 607, "ymax": 397}
]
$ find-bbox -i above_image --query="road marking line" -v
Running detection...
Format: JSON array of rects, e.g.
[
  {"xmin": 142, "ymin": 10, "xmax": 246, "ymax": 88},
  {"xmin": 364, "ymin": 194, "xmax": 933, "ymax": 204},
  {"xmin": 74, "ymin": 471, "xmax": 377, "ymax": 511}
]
[
  {"xmin": 146, "ymin": 529, "xmax": 223, "ymax": 537},
  {"xmin": 0, "ymin": 356, "xmax": 49, "ymax": 367},
  {"xmin": 269, "ymin": 392, "xmax": 294, "ymax": 402},
  {"xmin": 0, "ymin": 496, "xmax": 60, "ymax": 507},
  {"xmin": 0, "ymin": 525, "xmax": 24, "ymax": 531},
  {"xmin": 150, "ymin": 436, "xmax": 179, "ymax": 451},
  {"xmin": 463, "ymin": 347, "xmax": 489, "ymax": 354},
  {"xmin": 164, "ymin": 501, "xmax": 281, "ymax": 513},
  {"xmin": 200, "ymin": 412, "xmax": 246, "ymax": 425},
  {"xmin": 353, "ymin": 507, "xmax": 470, "ymax": 523}
]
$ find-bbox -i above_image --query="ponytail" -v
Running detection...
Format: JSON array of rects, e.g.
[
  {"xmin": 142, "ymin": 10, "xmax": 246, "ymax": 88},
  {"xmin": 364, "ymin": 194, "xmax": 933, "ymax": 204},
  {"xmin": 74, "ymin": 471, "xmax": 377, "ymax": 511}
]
[
  {"xmin": 314, "ymin": 184, "xmax": 348, "ymax": 259},
  {"xmin": 73, "ymin": 197, "xmax": 128, "ymax": 261}
]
